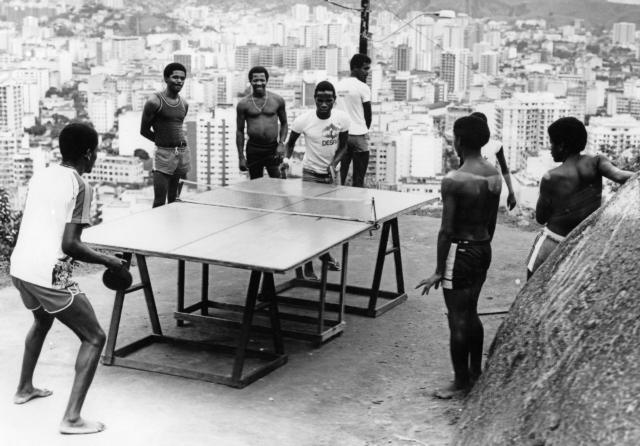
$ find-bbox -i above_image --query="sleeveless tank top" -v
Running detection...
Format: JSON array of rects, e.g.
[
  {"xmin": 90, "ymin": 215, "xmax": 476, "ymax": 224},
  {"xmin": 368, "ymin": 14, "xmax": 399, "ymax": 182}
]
[{"xmin": 152, "ymin": 92, "xmax": 187, "ymax": 147}]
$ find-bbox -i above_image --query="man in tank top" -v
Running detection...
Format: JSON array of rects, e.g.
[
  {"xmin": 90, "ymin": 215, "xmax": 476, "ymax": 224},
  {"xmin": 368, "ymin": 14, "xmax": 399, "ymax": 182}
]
[{"xmin": 140, "ymin": 63, "xmax": 191, "ymax": 207}]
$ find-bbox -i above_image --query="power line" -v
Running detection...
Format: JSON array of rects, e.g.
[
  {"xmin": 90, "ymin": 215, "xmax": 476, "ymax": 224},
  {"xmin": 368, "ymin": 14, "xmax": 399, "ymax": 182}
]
[
  {"xmin": 371, "ymin": 13, "xmax": 436, "ymax": 43},
  {"xmin": 323, "ymin": 0, "xmax": 362, "ymax": 12}
]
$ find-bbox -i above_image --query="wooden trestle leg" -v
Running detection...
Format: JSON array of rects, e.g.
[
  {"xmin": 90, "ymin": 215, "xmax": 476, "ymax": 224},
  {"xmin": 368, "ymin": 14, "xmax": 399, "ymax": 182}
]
[
  {"xmin": 232, "ymin": 270, "xmax": 262, "ymax": 381},
  {"xmin": 102, "ymin": 252, "xmax": 133, "ymax": 365}
]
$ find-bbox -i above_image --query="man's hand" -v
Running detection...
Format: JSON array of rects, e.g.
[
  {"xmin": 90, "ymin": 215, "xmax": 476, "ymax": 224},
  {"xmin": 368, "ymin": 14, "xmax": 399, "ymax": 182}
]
[
  {"xmin": 239, "ymin": 157, "xmax": 248, "ymax": 172},
  {"xmin": 415, "ymin": 272, "xmax": 444, "ymax": 295},
  {"xmin": 104, "ymin": 255, "xmax": 127, "ymax": 272},
  {"xmin": 507, "ymin": 192, "xmax": 517, "ymax": 211},
  {"xmin": 327, "ymin": 164, "xmax": 339, "ymax": 185}
]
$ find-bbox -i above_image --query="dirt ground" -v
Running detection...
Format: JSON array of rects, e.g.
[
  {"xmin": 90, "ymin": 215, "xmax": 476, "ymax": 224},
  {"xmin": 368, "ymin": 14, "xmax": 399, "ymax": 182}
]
[{"xmin": 0, "ymin": 215, "xmax": 536, "ymax": 446}]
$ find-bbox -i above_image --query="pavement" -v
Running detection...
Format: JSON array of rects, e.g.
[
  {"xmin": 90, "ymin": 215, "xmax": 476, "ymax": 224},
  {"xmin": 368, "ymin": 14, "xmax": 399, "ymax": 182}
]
[{"xmin": 0, "ymin": 215, "xmax": 536, "ymax": 446}]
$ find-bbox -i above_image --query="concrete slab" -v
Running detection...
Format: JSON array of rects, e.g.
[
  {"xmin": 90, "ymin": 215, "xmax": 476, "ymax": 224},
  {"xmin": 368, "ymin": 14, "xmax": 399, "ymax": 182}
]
[{"xmin": 0, "ymin": 216, "xmax": 536, "ymax": 446}]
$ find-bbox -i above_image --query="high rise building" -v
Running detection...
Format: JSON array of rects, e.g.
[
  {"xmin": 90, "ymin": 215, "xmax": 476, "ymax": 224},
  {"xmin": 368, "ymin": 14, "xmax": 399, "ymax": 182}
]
[
  {"xmin": 390, "ymin": 78, "xmax": 413, "ymax": 101},
  {"xmin": 284, "ymin": 46, "xmax": 312, "ymax": 71},
  {"xmin": 479, "ymin": 51, "xmax": 499, "ymax": 77},
  {"xmin": 612, "ymin": 22, "xmax": 636, "ymax": 45},
  {"xmin": 0, "ymin": 129, "xmax": 20, "ymax": 187},
  {"xmin": 442, "ymin": 24, "xmax": 464, "ymax": 49},
  {"xmin": 235, "ymin": 44, "xmax": 260, "ymax": 71},
  {"xmin": 112, "ymin": 36, "xmax": 145, "ymax": 60},
  {"xmin": 174, "ymin": 51, "xmax": 200, "ymax": 75},
  {"xmin": 118, "ymin": 111, "xmax": 155, "ymax": 157},
  {"xmin": 440, "ymin": 49, "xmax": 473, "ymax": 94},
  {"xmin": 326, "ymin": 23, "xmax": 343, "ymax": 46},
  {"xmin": 393, "ymin": 44, "xmax": 413, "ymax": 71},
  {"xmin": 0, "ymin": 79, "xmax": 23, "ymax": 133},
  {"xmin": 259, "ymin": 45, "xmax": 284, "ymax": 67},
  {"xmin": 88, "ymin": 92, "xmax": 117, "ymax": 133},
  {"xmin": 586, "ymin": 115, "xmax": 640, "ymax": 156},
  {"xmin": 311, "ymin": 46, "xmax": 340, "ymax": 76},
  {"xmin": 304, "ymin": 25, "xmax": 319, "ymax": 49},
  {"xmin": 192, "ymin": 107, "xmax": 244, "ymax": 188},
  {"xmin": 411, "ymin": 21, "xmax": 434, "ymax": 71},
  {"xmin": 495, "ymin": 92, "xmax": 571, "ymax": 170},
  {"xmin": 292, "ymin": 4, "xmax": 310, "ymax": 22}
]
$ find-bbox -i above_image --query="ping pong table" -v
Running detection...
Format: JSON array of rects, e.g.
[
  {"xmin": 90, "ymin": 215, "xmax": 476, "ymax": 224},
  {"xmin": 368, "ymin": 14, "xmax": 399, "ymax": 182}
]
[
  {"xmin": 227, "ymin": 178, "xmax": 434, "ymax": 318},
  {"xmin": 83, "ymin": 183, "xmax": 376, "ymax": 387}
]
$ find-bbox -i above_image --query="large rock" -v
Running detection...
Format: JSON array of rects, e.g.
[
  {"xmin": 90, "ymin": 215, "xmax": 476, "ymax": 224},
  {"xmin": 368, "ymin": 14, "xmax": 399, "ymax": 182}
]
[{"xmin": 454, "ymin": 173, "xmax": 640, "ymax": 446}]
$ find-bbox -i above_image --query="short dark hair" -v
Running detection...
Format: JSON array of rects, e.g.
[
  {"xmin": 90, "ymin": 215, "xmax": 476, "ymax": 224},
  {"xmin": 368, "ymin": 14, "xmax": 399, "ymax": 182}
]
[
  {"xmin": 470, "ymin": 111, "xmax": 487, "ymax": 123},
  {"xmin": 453, "ymin": 116, "xmax": 490, "ymax": 150},
  {"xmin": 164, "ymin": 63, "xmax": 187, "ymax": 78},
  {"xmin": 350, "ymin": 53, "xmax": 372, "ymax": 71},
  {"xmin": 59, "ymin": 123, "xmax": 98, "ymax": 161},
  {"xmin": 248, "ymin": 66, "xmax": 269, "ymax": 82},
  {"xmin": 314, "ymin": 80, "xmax": 336, "ymax": 98},
  {"xmin": 547, "ymin": 117, "xmax": 587, "ymax": 154}
]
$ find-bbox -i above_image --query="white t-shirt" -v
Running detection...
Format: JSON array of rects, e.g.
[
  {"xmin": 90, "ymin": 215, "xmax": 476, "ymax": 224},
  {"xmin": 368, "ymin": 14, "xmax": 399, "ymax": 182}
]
[
  {"xmin": 291, "ymin": 109, "xmax": 351, "ymax": 174},
  {"xmin": 335, "ymin": 77, "xmax": 371, "ymax": 136},
  {"xmin": 11, "ymin": 164, "xmax": 93, "ymax": 289},
  {"xmin": 481, "ymin": 138, "xmax": 502, "ymax": 167}
]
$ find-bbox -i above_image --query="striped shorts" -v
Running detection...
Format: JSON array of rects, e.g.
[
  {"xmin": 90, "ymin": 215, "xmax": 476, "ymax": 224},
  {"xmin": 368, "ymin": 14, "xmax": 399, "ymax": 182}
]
[{"xmin": 526, "ymin": 227, "xmax": 566, "ymax": 274}]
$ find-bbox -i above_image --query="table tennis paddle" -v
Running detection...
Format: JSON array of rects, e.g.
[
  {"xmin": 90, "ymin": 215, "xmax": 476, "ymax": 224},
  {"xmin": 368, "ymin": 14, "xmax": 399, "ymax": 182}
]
[
  {"xmin": 102, "ymin": 267, "xmax": 133, "ymax": 291},
  {"xmin": 328, "ymin": 165, "xmax": 339, "ymax": 186}
]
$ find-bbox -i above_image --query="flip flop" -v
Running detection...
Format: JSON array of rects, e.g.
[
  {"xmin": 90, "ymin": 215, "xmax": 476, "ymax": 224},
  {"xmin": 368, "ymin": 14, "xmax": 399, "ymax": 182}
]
[{"xmin": 327, "ymin": 259, "xmax": 341, "ymax": 271}]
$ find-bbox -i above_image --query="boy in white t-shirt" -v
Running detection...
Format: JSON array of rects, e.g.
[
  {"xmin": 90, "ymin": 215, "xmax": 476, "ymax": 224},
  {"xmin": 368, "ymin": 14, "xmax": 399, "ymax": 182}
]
[
  {"xmin": 335, "ymin": 54, "xmax": 372, "ymax": 188},
  {"xmin": 282, "ymin": 80, "xmax": 350, "ymax": 279},
  {"xmin": 10, "ymin": 123, "xmax": 125, "ymax": 435}
]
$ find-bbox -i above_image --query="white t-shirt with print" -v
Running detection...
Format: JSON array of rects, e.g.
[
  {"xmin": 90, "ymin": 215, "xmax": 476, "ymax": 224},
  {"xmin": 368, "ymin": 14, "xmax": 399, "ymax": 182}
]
[
  {"xmin": 11, "ymin": 164, "xmax": 93, "ymax": 289},
  {"xmin": 291, "ymin": 109, "xmax": 350, "ymax": 174},
  {"xmin": 335, "ymin": 77, "xmax": 371, "ymax": 136}
]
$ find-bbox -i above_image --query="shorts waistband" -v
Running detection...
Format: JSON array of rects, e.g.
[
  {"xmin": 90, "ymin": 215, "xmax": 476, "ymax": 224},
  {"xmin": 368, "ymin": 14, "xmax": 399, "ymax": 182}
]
[
  {"xmin": 451, "ymin": 238, "xmax": 491, "ymax": 246},
  {"xmin": 543, "ymin": 227, "xmax": 565, "ymax": 243},
  {"xmin": 156, "ymin": 144, "xmax": 188, "ymax": 151},
  {"xmin": 247, "ymin": 139, "xmax": 279, "ymax": 149}
]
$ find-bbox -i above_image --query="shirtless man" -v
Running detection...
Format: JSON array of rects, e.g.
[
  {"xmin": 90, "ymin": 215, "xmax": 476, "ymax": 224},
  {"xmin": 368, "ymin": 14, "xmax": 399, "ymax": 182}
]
[
  {"xmin": 10, "ymin": 123, "xmax": 125, "ymax": 434},
  {"xmin": 526, "ymin": 117, "xmax": 633, "ymax": 279},
  {"xmin": 416, "ymin": 116, "xmax": 501, "ymax": 398},
  {"xmin": 140, "ymin": 62, "xmax": 190, "ymax": 208},
  {"xmin": 236, "ymin": 66, "xmax": 288, "ymax": 179}
]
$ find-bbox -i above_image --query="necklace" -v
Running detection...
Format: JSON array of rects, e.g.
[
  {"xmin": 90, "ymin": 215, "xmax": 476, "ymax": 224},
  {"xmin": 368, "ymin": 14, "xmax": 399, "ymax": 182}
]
[{"xmin": 251, "ymin": 93, "xmax": 268, "ymax": 112}]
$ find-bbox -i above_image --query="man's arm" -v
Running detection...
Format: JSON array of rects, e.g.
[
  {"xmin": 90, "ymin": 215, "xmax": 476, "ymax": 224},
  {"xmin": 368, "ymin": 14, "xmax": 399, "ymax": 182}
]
[
  {"xmin": 330, "ymin": 131, "xmax": 350, "ymax": 171},
  {"xmin": 496, "ymin": 147, "xmax": 516, "ymax": 210},
  {"xmin": 535, "ymin": 173, "xmax": 553, "ymax": 225},
  {"xmin": 596, "ymin": 154, "xmax": 634, "ymax": 184},
  {"xmin": 62, "ymin": 224, "xmax": 124, "ymax": 270},
  {"xmin": 236, "ymin": 102, "xmax": 247, "ymax": 172},
  {"xmin": 416, "ymin": 177, "xmax": 456, "ymax": 295},
  {"xmin": 363, "ymin": 101, "xmax": 372, "ymax": 130},
  {"xmin": 276, "ymin": 97, "xmax": 288, "ymax": 158},
  {"xmin": 283, "ymin": 131, "xmax": 301, "ymax": 159},
  {"xmin": 140, "ymin": 96, "xmax": 160, "ymax": 142},
  {"xmin": 487, "ymin": 198, "xmax": 499, "ymax": 242}
]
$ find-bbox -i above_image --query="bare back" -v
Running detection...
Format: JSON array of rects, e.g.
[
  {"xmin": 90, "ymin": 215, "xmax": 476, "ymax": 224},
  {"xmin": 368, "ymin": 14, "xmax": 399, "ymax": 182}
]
[
  {"xmin": 237, "ymin": 92, "xmax": 284, "ymax": 144},
  {"xmin": 446, "ymin": 159, "xmax": 502, "ymax": 241},
  {"xmin": 539, "ymin": 154, "xmax": 603, "ymax": 237}
]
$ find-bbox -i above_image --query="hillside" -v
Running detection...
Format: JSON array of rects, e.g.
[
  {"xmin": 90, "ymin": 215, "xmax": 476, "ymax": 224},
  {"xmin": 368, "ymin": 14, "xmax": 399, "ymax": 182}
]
[{"xmin": 185, "ymin": 0, "xmax": 640, "ymax": 27}]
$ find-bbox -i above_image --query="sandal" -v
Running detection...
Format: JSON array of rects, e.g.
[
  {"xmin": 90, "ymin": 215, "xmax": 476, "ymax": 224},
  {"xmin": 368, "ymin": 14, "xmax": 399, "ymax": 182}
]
[{"xmin": 327, "ymin": 259, "xmax": 341, "ymax": 271}]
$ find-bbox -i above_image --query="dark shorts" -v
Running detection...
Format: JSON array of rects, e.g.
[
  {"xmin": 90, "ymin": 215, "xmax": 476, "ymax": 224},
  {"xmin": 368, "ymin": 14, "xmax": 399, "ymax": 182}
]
[
  {"xmin": 12, "ymin": 276, "xmax": 83, "ymax": 314},
  {"xmin": 153, "ymin": 145, "xmax": 191, "ymax": 176},
  {"xmin": 443, "ymin": 239, "xmax": 492, "ymax": 290},
  {"xmin": 246, "ymin": 139, "xmax": 280, "ymax": 180}
]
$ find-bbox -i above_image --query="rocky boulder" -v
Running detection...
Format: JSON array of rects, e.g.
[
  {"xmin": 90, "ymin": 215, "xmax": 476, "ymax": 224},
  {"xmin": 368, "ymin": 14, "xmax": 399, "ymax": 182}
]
[{"xmin": 454, "ymin": 174, "xmax": 640, "ymax": 446}]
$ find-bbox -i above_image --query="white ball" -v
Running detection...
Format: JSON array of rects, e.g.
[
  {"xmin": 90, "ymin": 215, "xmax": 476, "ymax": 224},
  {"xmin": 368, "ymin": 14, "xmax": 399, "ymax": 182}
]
[{"xmin": 515, "ymin": 279, "xmax": 521, "ymax": 285}]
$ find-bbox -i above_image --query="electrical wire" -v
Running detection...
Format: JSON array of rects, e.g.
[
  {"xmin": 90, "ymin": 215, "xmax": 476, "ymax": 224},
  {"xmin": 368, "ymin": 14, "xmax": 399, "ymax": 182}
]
[
  {"xmin": 371, "ymin": 13, "xmax": 438, "ymax": 43},
  {"xmin": 323, "ymin": 0, "xmax": 363, "ymax": 12}
]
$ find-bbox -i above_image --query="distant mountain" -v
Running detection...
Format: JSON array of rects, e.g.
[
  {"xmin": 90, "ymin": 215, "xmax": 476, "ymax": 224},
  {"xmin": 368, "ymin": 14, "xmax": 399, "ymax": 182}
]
[{"xmin": 191, "ymin": 0, "xmax": 640, "ymax": 27}]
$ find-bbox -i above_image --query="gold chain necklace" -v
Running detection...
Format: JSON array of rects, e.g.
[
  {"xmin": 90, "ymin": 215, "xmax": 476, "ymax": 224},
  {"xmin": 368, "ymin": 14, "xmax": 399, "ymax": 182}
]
[{"xmin": 251, "ymin": 93, "xmax": 268, "ymax": 112}]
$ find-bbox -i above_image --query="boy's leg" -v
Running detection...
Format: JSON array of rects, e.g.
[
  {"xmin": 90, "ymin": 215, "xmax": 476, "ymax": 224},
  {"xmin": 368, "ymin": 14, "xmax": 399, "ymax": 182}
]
[
  {"xmin": 351, "ymin": 147, "xmax": 371, "ymax": 188},
  {"xmin": 152, "ymin": 171, "xmax": 171, "ymax": 208},
  {"xmin": 468, "ymin": 285, "xmax": 484, "ymax": 381},
  {"xmin": 435, "ymin": 288, "xmax": 474, "ymax": 398},
  {"xmin": 15, "ymin": 307, "xmax": 55, "ymax": 404},
  {"xmin": 166, "ymin": 173, "xmax": 182, "ymax": 204},
  {"xmin": 54, "ymin": 294, "xmax": 107, "ymax": 435},
  {"xmin": 340, "ymin": 144, "xmax": 354, "ymax": 186}
]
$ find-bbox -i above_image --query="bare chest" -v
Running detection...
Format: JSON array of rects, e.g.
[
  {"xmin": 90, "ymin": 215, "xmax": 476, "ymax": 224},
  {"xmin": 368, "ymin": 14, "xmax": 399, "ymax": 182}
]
[{"xmin": 245, "ymin": 99, "xmax": 278, "ymax": 119}]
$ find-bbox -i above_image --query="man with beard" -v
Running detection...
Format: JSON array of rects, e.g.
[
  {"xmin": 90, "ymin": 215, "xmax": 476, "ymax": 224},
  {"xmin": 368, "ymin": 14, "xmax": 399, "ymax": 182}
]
[
  {"xmin": 236, "ymin": 66, "xmax": 288, "ymax": 179},
  {"xmin": 140, "ymin": 63, "xmax": 191, "ymax": 207}
]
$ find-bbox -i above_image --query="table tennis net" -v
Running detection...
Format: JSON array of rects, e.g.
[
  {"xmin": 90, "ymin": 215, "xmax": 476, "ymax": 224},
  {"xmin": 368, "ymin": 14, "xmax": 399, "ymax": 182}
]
[{"xmin": 181, "ymin": 187, "xmax": 376, "ymax": 223}]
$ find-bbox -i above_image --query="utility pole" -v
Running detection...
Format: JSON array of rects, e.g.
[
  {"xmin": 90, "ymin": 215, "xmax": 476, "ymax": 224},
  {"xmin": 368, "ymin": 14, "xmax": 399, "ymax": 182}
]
[{"xmin": 359, "ymin": 0, "xmax": 370, "ymax": 55}]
